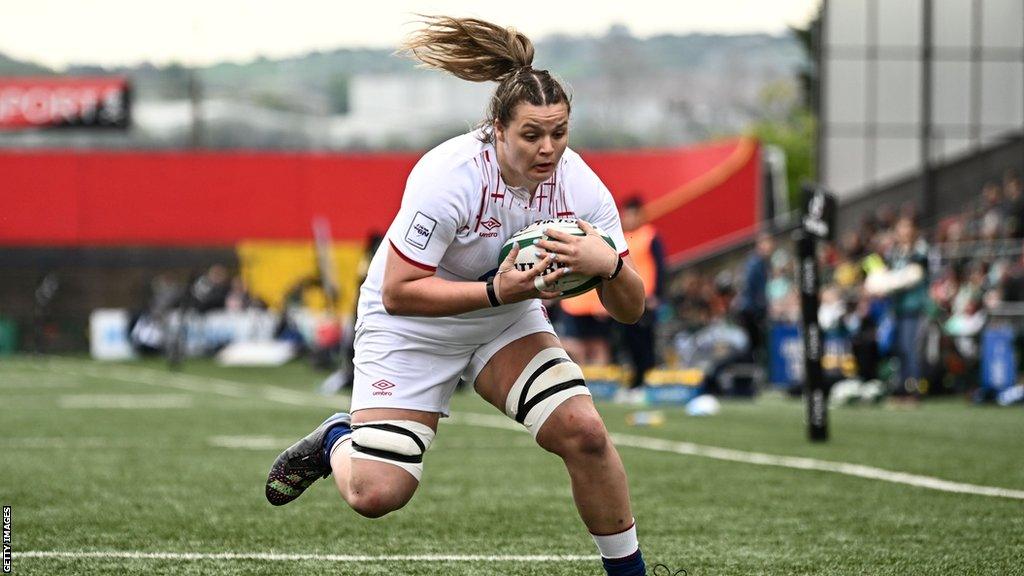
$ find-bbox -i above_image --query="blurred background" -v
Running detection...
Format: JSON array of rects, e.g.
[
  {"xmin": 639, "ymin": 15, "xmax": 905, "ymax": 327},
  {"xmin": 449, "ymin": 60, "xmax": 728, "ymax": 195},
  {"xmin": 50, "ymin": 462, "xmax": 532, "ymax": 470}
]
[{"xmin": 1, "ymin": 0, "xmax": 1022, "ymax": 408}]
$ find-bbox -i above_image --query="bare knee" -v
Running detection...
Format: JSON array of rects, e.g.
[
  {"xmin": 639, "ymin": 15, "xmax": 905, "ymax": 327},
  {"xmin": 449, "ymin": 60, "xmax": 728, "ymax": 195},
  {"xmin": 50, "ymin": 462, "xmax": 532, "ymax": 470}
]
[
  {"xmin": 538, "ymin": 410, "xmax": 610, "ymax": 459},
  {"xmin": 346, "ymin": 480, "xmax": 412, "ymax": 519}
]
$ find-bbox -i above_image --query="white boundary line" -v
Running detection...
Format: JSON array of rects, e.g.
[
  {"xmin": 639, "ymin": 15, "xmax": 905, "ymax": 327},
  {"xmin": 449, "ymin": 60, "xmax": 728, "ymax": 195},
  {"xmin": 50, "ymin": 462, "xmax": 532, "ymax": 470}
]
[
  {"xmin": 208, "ymin": 435, "xmax": 294, "ymax": 450},
  {"xmin": 0, "ymin": 437, "xmax": 144, "ymax": 449},
  {"xmin": 58, "ymin": 394, "xmax": 193, "ymax": 409},
  {"xmin": 21, "ymin": 357, "xmax": 345, "ymax": 408},
  {"xmin": 23, "ymin": 358, "xmax": 1024, "ymax": 501},
  {"xmin": 610, "ymin": 432, "xmax": 1024, "ymax": 500},
  {"xmin": 448, "ymin": 412, "xmax": 1024, "ymax": 501},
  {"xmin": 17, "ymin": 550, "xmax": 598, "ymax": 562}
]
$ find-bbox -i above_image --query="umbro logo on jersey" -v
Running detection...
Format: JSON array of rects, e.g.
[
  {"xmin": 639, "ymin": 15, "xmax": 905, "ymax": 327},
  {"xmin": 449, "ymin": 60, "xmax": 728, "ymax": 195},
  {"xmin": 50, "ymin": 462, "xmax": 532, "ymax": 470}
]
[
  {"xmin": 371, "ymin": 379, "xmax": 395, "ymax": 397},
  {"xmin": 479, "ymin": 217, "xmax": 502, "ymax": 237}
]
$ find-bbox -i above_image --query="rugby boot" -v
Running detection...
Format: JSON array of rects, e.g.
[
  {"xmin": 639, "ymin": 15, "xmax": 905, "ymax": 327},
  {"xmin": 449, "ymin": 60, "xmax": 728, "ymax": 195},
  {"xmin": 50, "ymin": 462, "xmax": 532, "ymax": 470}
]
[{"xmin": 265, "ymin": 412, "xmax": 351, "ymax": 506}]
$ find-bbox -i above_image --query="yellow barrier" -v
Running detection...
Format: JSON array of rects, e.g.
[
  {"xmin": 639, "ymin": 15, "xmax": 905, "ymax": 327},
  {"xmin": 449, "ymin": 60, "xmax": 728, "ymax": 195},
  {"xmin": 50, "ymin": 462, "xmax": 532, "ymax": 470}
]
[
  {"xmin": 236, "ymin": 240, "xmax": 365, "ymax": 314},
  {"xmin": 580, "ymin": 364, "xmax": 628, "ymax": 383},
  {"xmin": 645, "ymin": 368, "xmax": 704, "ymax": 387},
  {"xmin": 579, "ymin": 365, "xmax": 704, "ymax": 387}
]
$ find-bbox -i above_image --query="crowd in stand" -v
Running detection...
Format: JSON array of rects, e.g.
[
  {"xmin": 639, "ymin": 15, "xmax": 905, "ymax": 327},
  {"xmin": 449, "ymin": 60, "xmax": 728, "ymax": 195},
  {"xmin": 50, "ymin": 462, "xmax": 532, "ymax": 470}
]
[
  {"xmin": 129, "ymin": 265, "xmax": 266, "ymax": 355},
  {"xmin": 659, "ymin": 168, "xmax": 1024, "ymax": 404}
]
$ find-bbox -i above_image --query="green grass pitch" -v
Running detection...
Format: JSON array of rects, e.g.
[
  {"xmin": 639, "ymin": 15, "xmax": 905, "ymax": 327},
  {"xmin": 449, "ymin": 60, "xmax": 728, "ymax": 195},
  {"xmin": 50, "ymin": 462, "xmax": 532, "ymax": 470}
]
[{"xmin": 1, "ymin": 356, "xmax": 1021, "ymax": 575}]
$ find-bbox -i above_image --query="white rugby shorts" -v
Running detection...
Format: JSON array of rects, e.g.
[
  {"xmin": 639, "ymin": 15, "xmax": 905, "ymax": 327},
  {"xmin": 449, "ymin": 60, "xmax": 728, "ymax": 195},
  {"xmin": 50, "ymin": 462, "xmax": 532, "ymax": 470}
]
[{"xmin": 350, "ymin": 306, "xmax": 555, "ymax": 416}]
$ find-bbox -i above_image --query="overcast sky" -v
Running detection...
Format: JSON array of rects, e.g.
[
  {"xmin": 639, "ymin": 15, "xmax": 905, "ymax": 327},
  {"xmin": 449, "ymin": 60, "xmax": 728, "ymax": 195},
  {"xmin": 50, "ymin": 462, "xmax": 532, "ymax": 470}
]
[{"xmin": 0, "ymin": 0, "xmax": 820, "ymax": 70}]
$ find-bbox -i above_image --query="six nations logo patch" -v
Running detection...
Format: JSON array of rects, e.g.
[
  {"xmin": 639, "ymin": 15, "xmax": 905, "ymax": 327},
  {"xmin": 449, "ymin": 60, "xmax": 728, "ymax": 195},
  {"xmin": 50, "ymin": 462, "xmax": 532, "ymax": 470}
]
[{"xmin": 405, "ymin": 212, "xmax": 437, "ymax": 250}]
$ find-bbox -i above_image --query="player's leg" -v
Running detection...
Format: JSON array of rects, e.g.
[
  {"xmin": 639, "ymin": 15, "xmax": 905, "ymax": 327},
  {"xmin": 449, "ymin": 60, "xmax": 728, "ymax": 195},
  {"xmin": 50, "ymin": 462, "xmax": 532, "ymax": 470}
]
[
  {"xmin": 329, "ymin": 407, "xmax": 438, "ymax": 518},
  {"xmin": 330, "ymin": 325, "xmax": 467, "ymax": 516},
  {"xmin": 468, "ymin": 318, "xmax": 645, "ymax": 576},
  {"xmin": 264, "ymin": 406, "xmax": 437, "ymax": 518},
  {"xmin": 474, "ymin": 332, "xmax": 634, "ymax": 531},
  {"xmin": 267, "ymin": 325, "xmax": 464, "ymax": 518}
]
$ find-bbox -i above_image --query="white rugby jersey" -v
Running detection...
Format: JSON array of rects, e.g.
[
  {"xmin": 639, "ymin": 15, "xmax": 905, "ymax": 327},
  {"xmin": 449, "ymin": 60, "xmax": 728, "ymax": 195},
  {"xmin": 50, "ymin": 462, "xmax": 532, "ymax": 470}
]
[{"xmin": 357, "ymin": 130, "xmax": 629, "ymax": 343}]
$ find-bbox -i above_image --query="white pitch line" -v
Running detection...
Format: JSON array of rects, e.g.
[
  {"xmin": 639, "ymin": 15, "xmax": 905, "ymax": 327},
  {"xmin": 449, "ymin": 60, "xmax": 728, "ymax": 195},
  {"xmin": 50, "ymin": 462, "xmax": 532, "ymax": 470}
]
[
  {"xmin": 37, "ymin": 358, "xmax": 346, "ymax": 407},
  {"xmin": 608, "ymin": 432, "xmax": 1024, "ymax": 501},
  {"xmin": 17, "ymin": 550, "xmax": 598, "ymax": 563},
  {"xmin": 0, "ymin": 379, "xmax": 79, "ymax": 389},
  {"xmin": 0, "ymin": 437, "xmax": 144, "ymax": 449},
  {"xmin": 32, "ymin": 357, "xmax": 1024, "ymax": 501},
  {"xmin": 59, "ymin": 394, "xmax": 193, "ymax": 409},
  {"xmin": 449, "ymin": 412, "xmax": 1024, "ymax": 501},
  {"xmin": 208, "ymin": 435, "xmax": 293, "ymax": 450}
]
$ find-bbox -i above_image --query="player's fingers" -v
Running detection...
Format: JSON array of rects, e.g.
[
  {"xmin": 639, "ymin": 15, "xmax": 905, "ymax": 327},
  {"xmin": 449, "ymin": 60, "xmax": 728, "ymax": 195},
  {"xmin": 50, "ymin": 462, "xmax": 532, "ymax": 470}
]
[
  {"xmin": 533, "ymin": 238, "xmax": 568, "ymax": 253},
  {"xmin": 542, "ymin": 266, "xmax": 570, "ymax": 286},
  {"xmin": 577, "ymin": 219, "xmax": 595, "ymax": 234},
  {"xmin": 527, "ymin": 254, "xmax": 556, "ymax": 277},
  {"xmin": 533, "ymin": 275, "xmax": 548, "ymax": 292},
  {"xmin": 543, "ymin": 228, "xmax": 576, "ymax": 243},
  {"xmin": 499, "ymin": 243, "xmax": 520, "ymax": 270},
  {"xmin": 534, "ymin": 242, "xmax": 570, "ymax": 261},
  {"xmin": 535, "ymin": 265, "xmax": 571, "ymax": 296}
]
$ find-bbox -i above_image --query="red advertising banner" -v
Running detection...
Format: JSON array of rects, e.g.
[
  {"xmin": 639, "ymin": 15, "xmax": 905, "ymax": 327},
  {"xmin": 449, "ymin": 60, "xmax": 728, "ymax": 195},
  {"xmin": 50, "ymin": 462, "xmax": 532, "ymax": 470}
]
[
  {"xmin": 0, "ymin": 76, "xmax": 131, "ymax": 130},
  {"xmin": 0, "ymin": 139, "xmax": 759, "ymax": 261}
]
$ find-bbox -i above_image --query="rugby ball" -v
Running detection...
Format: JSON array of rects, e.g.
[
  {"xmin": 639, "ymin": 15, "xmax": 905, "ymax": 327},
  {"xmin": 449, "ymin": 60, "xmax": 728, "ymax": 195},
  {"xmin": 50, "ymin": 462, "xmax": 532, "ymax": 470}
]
[{"xmin": 497, "ymin": 218, "xmax": 615, "ymax": 299}]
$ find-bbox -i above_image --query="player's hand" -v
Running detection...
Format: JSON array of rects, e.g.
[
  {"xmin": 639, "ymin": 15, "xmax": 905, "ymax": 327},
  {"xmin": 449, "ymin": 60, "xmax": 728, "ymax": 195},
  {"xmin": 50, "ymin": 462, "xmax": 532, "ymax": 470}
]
[
  {"xmin": 493, "ymin": 242, "xmax": 566, "ymax": 303},
  {"xmin": 534, "ymin": 219, "xmax": 618, "ymax": 279}
]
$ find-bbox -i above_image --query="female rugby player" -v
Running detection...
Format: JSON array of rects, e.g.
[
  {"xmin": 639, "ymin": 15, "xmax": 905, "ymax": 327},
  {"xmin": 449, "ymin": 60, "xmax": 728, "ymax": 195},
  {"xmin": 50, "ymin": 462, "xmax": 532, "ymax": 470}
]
[{"xmin": 266, "ymin": 16, "xmax": 648, "ymax": 576}]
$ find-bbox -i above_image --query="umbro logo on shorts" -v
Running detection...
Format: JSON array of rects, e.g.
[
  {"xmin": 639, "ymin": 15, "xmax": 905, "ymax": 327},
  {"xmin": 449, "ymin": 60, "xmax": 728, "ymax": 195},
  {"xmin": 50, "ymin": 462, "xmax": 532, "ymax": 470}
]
[
  {"xmin": 371, "ymin": 379, "xmax": 396, "ymax": 396},
  {"xmin": 479, "ymin": 217, "xmax": 501, "ymax": 237}
]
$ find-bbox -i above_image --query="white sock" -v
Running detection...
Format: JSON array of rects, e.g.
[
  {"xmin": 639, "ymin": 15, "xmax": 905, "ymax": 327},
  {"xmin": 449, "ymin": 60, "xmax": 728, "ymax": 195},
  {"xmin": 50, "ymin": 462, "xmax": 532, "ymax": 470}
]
[{"xmin": 591, "ymin": 519, "xmax": 639, "ymax": 559}]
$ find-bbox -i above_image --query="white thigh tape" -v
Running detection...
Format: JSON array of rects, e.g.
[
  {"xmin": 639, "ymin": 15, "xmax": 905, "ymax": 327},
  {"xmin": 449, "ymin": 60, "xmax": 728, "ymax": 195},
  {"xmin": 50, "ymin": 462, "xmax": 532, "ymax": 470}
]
[
  {"xmin": 350, "ymin": 420, "xmax": 435, "ymax": 481},
  {"xmin": 505, "ymin": 347, "xmax": 590, "ymax": 437}
]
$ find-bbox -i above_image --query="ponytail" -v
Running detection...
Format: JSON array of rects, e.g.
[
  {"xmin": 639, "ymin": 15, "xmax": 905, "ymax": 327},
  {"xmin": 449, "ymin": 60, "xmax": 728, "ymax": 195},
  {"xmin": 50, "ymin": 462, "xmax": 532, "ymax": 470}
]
[{"xmin": 400, "ymin": 16, "xmax": 571, "ymax": 142}]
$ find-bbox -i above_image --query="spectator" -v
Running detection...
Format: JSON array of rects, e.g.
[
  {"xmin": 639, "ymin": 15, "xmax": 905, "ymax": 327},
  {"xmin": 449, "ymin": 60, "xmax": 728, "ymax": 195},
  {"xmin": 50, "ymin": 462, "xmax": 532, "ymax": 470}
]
[
  {"xmin": 767, "ymin": 249, "xmax": 799, "ymax": 323},
  {"xmin": 1003, "ymin": 171, "xmax": 1023, "ymax": 239},
  {"xmin": 737, "ymin": 232, "xmax": 773, "ymax": 361},
  {"xmin": 874, "ymin": 205, "xmax": 898, "ymax": 234},
  {"xmin": 190, "ymin": 264, "xmax": 231, "ymax": 312},
  {"xmin": 952, "ymin": 262, "xmax": 986, "ymax": 316},
  {"xmin": 847, "ymin": 287, "xmax": 883, "ymax": 387},
  {"xmin": 558, "ymin": 295, "xmax": 612, "ymax": 365},
  {"xmin": 1001, "ymin": 242, "xmax": 1024, "ymax": 302},
  {"xmin": 225, "ymin": 275, "xmax": 264, "ymax": 312},
  {"xmin": 673, "ymin": 298, "xmax": 749, "ymax": 396},
  {"xmin": 129, "ymin": 273, "xmax": 184, "ymax": 354},
  {"xmin": 833, "ymin": 231, "xmax": 865, "ymax": 291},
  {"xmin": 612, "ymin": 196, "xmax": 666, "ymax": 403},
  {"xmin": 866, "ymin": 216, "xmax": 929, "ymax": 402}
]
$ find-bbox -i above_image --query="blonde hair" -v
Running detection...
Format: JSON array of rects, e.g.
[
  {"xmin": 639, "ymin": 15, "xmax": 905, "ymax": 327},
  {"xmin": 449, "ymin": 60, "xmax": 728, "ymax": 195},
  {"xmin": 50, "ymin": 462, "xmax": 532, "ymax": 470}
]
[{"xmin": 399, "ymin": 16, "xmax": 571, "ymax": 142}]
